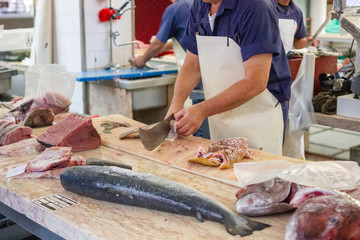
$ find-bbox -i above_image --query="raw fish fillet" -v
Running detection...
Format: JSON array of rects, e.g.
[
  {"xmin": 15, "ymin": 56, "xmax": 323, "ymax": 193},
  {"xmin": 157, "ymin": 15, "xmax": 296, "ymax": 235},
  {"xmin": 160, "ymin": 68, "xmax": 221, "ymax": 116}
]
[
  {"xmin": 0, "ymin": 119, "xmax": 32, "ymax": 146},
  {"xmin": 189, "ymin": 137, "xmax": 250, "ymax": 169},
  {"xmin": 16, "ymin": 155, "xmax": 86, "ymax": 179},
  {"xmin": 0, "ymin": 138, "xmax": 45, "ymax": 157},
  {"xmin": 25, "ymin": 147, "xmax": 72, "ymax": 172},
  {"xmin": 37, "ymin": 114, "xmax": 101, "ymax": 152}
]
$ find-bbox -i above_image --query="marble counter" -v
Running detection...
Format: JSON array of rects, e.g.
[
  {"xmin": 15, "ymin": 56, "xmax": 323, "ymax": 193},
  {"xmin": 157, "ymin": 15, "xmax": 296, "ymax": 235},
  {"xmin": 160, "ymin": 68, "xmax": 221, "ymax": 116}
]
[
  {"xmin": 0, "ymin": 146, "xmax": 292, "ymax": 239},
  {"xmin": 0, "ymin": 113, "xmax": 307, "ymax": 239}
]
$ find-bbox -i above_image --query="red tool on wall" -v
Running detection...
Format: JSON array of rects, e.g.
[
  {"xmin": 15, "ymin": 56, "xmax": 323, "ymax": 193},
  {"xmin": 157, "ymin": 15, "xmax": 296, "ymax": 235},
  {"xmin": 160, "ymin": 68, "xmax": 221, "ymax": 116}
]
[{"xmin": 99, "ymin": 0, "xmax": 131, "ymax": 22}]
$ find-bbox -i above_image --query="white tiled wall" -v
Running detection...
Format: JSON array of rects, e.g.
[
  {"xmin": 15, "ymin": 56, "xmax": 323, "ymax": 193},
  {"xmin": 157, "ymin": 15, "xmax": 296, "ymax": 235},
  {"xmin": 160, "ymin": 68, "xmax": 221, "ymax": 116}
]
[
  {"xmin": 52, "ymin": 0, "xmax": 134, "ymax": 114},
  {"xmin": 84, "ymin": 0, "xmax": 133, "ymax": 70},
  {"xmin": 53, "ymin": 0, "xmax": 82, "ymax": 72}
]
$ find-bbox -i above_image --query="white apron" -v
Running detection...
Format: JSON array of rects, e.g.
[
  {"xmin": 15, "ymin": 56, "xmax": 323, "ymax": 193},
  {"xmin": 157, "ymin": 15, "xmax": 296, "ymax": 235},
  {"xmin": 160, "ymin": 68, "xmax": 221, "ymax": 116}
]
[
  {"xmin": 172, "ymin": 38, "xmax": 186, "ymax": 71},
  {"xmin": 278, "ymin": 18, "xmax": 297, "ymax": 54},
  {"xmin": 196, "ymin": 35, "xmax": 283, "ymax": 155}
]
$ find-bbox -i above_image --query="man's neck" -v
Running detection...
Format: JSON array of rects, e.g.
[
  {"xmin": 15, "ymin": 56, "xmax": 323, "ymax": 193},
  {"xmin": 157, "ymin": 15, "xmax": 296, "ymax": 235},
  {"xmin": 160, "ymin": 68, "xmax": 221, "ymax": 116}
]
[
  {"xmin": 209, "ymin": 0, "xmax": 222, "ymax": 15},
  {"xmin": 278, "ymin": 0, "xmax": 290, "ymax": 6}
]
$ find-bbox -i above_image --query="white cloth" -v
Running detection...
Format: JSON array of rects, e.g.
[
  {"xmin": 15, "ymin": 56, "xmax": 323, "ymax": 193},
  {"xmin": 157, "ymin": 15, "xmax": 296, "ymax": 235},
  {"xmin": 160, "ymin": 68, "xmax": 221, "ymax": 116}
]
[
  {"xmin": 30, "ymin": 0, "xmax": 52, "ymax": 65},
  {"xmin": 208, "ymin": 13, "xmax": 216, "ymax": 32},
  {"xmin": 172, "ymin": 38, "xmax": 186, "ymax": 71},
  {"xmin": 196, "ymin": 35, "xmax": 284, "ymax": 155},
  {"xmin": 278, "ymin": 18, "xmax": 297, "ymax": 54}
]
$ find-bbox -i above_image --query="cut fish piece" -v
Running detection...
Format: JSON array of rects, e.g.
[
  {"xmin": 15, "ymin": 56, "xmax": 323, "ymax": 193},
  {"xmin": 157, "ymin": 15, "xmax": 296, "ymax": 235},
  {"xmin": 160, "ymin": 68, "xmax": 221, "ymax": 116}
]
[
  {"xmin": 36, "ymin": 114, "xmax": 101, "ymax": 152},
  {"xmin": 0, "ymin": 123, "xmax": 32, "ymax": 146},
  {"xmin": 22, "ymin": 108, "xmax": 55, "ymax": 128},
  {"xmin": 189, "ymin": 137, "xmax": 250, "ymax": 169},
  {"xmin": 25, "ymin": 147, "xmax": 72, "ymax": 172},
  {"xmin": 0, "ymin": 138, "xmax": 45, "ymax": 157}
]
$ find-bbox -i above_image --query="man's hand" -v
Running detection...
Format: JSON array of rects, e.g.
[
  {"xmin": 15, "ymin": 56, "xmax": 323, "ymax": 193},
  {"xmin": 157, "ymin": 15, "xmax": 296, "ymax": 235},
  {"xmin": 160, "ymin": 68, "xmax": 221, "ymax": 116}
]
[
  {"xmin": 306, "ymin": 36, "xmax": 320, "ymax": 47},
  {"xmin": 131, "ymin": 55, "xmax": 147, "ymax": 68},
  {"xmin": 131, "ymin": 38, "xmax": 166, "ymax": 68},
  {"xmin": 174, "ymin": 104, "xmax": 206, "ymax": 136}
]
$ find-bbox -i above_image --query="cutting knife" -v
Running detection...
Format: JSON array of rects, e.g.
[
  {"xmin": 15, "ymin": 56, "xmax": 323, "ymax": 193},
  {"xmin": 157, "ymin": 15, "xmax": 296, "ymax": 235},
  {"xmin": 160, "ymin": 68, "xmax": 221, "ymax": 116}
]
[
  {"xmin": 139, "ymin": 114, "xmax": 175, "ymax": 151},
  {"xmin": 119, "ymin": 114, "xmax": 175, "ymax": 151},
  {"xmin": 305, "ymin": 11, "xmax": 332, "ymax": 48}
]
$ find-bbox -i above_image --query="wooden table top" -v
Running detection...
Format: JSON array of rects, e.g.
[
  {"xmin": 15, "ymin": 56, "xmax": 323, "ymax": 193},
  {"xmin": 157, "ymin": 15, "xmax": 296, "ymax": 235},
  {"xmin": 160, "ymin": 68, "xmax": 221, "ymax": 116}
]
[{"xmin": 0, "ymin": 114, "xmax": 308, "ymax": 239}]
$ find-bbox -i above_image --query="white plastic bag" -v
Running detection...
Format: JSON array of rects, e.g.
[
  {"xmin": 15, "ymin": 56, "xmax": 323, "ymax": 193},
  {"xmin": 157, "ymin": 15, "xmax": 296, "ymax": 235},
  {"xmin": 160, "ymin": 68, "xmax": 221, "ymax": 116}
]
[
  {"xmin": 284, "ymin": 53, "xmax": 317, "ymax": 159},
  {"xmin": 288, "ymin": 53, "xmax": 317, "ymax": 139},
  {"xmin": 234, "ymin": 160, "xmax": 360, "ymax": 190},
  {"xmin": 0, "ymin": 25, "xmax": 3, "ymax": 39},
  {"xmin": 24, "ymin": 64, "xmax": 76, "ymax": 102}
]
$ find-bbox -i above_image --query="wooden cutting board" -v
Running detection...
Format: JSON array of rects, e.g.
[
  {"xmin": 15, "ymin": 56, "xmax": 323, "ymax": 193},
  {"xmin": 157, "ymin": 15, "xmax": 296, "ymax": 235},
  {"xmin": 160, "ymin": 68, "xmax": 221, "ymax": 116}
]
[{"xmin": 92, "ymin": 114, "xmax": 306, "ymax": 186}]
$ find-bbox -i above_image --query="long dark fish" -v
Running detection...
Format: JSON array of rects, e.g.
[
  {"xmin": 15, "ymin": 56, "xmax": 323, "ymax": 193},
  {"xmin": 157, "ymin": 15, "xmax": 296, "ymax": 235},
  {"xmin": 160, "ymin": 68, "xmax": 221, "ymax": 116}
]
[{"xmin": 60, "ymin": 166, "xmax": 269, "ymax": 236}]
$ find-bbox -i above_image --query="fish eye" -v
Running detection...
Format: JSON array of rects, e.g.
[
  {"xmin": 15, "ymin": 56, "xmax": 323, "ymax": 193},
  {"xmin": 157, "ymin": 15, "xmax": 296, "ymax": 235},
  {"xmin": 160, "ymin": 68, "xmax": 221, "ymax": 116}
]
[{"xmin": 328, "ymin": 217, "xmax": 339, "ymax": 225}]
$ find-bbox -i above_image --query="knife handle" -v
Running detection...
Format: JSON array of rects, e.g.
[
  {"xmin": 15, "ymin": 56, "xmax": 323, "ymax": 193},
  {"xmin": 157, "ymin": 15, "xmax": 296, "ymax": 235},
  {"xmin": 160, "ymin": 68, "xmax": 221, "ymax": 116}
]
[{"xmin": 119, "ymin": 128, "xmax": 139, "ymax": 139}]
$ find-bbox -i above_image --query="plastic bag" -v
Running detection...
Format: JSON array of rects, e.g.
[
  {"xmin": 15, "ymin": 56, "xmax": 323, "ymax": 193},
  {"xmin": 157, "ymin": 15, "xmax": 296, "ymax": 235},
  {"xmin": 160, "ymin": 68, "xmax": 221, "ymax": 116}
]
[
  {"xmin": 288, "ymin": 53, "xmax": 317, "ymax": 139},
  {"xmin": 0, "ymin": 25, "xmax": 3, "ymax": 39},
  {"xmin": 24, "ymin": 64, "xmax": 75, "ymax": 103},
  {"xmin": 325, "ymin": 19, "xmax": 340, "ymax": 34},
  {"xmin": 9, "ymin": 64, "xmax": 76, "ymax": 127},
  {"xmin": 234, "ymin": 160, "xmax": 360, "ymax": 190}
]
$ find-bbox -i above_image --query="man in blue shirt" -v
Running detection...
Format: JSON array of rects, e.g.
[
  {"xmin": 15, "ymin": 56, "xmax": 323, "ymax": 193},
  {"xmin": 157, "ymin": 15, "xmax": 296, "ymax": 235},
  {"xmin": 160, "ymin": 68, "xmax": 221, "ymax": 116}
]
[
  {"xmin": 132, "ymin": 0, "xmax": 206, "ymax": 138},
  {"xmin": 274, "ymin": 0, "xmax": 312, "ymax": 53},
  {"xmin": 166, "ymin": 0, "xmax": 292, "ymax": 154},
  {"xmin": 131, "ymin": 0, "xmax": 193, "ymax": 68}
]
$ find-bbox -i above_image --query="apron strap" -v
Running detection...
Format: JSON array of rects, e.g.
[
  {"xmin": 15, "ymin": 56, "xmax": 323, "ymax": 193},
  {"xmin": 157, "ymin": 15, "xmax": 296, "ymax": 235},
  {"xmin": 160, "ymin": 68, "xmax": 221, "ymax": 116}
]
[{"xmin": 227, "ymin": 11, "xmax": 232, "ymax": 47}]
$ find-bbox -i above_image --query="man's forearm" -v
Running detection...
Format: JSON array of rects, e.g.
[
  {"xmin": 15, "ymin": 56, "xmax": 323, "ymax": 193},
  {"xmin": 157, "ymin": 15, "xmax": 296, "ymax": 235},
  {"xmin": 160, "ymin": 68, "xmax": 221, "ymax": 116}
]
[
  {"xmin": 293, "ymin": 37, "xmax": 307, "ymax": 49},
  {"xmin": 169, "ymin": 52, "xmax": 201, "ymax": 111},
  {"xmin": 142, "ymin": 39, "xmax": 166, "ymax": 62}
]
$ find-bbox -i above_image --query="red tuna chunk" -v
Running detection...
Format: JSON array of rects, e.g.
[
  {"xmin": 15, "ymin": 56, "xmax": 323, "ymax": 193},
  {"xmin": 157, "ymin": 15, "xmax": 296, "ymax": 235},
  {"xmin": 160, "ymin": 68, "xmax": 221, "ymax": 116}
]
[{"xmin": 36, "ymin": 114, "xmax": 101, "ymax": 152}]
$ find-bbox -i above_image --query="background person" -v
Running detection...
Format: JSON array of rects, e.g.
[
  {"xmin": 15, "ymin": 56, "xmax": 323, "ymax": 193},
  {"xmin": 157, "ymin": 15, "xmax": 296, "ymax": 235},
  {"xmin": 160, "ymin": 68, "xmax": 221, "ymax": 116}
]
[{"xmin": 275, "ymin": 0, "xmax": 317, "ymax": 54}]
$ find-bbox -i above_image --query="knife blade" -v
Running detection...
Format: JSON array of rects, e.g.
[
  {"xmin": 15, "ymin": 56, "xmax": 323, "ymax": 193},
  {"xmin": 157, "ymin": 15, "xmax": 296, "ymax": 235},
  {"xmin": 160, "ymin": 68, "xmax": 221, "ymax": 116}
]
[
  {"xmin": 305, "ymin": 11, "xmax": 331, "ymax": 48},
  {"xmin": 139, "ymin": 114, "xmax": 175, "ymax": 151}
]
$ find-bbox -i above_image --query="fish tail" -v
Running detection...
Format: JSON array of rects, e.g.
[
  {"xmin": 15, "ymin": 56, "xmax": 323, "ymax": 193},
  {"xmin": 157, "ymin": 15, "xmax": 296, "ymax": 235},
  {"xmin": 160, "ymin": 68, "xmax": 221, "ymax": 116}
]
[
  {"xmin": 246, "ymin": 219, "xmax": 270, "ymax": 232},
  {"xmin": 225, "ymin": 217, "xmax": 270, "ymax": 236}
]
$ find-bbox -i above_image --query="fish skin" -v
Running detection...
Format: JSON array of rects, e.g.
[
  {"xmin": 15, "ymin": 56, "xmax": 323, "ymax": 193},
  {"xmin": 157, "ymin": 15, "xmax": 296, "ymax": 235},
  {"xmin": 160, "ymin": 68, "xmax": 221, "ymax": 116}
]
[
  {"xmin": 285, "ymin": 195, "xmax": 360, "ymax": 240},
  {"xmin": 86, "ymin": 158, "xmax": 132, "ymax": 170},
  {"xmin": 236, "ymin": 178, "xmax": 295, "ymax": 217},
  {"xmin": 23, "ymin": 108, "xmax": 55, "ymax": 127},
  {"xmin": 60, "ymin": 166, "xmax": 270, "ymax": 237}
]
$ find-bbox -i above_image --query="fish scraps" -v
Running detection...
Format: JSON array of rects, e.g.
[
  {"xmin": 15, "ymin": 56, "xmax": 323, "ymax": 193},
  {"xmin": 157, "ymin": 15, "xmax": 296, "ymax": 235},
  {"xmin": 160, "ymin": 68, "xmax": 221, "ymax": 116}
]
[{"xmin": 101, "ymin": 121, "xmax": 131, "ymax": 134}]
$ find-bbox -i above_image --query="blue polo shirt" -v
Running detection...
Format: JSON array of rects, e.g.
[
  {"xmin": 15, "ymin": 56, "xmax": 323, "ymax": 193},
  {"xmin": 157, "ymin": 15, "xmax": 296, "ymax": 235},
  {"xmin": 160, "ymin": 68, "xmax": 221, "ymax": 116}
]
[
  {"xmin": 273, "ymin": 0, "xmax": 307, "ymax": 40},
  {"xmin": 181, "ymin": 0, "xmax": 292, "ymax": 103},
  {"xmin": 156, "ymin": 0, "xmax": 194, "ymax": 50}
]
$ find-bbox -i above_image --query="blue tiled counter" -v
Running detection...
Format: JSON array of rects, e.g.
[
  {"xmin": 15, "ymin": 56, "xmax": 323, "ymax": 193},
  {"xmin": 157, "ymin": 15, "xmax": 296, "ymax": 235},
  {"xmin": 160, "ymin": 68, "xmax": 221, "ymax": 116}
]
[{"xmin": 77, "ymin": 61, "xmax": 178, "ymax": 124}]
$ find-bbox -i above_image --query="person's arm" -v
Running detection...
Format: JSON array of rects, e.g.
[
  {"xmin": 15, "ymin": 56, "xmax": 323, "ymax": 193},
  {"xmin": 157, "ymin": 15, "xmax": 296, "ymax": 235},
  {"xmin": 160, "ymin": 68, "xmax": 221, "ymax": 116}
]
[
  {"xmin": 166, "ymin": 51, "xmax": 202, "ymax": 117},
  {"xmin": 293, "ymin": 37, "xmax": 308, "ymax": 49},
  {"xmin": 294, "ymin": 36, "xmax": 319, "ymax": 49},
  {"xmin": 174, "ymin": 53, "xmax": 272, "ymax": 136},
  {"xmin": 131, "ymin": 38, "xmax": 165, "ymax": 68},
  {"xmin": 160, "ymin": 41, "xmax": 173, "ymax": 53}
]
